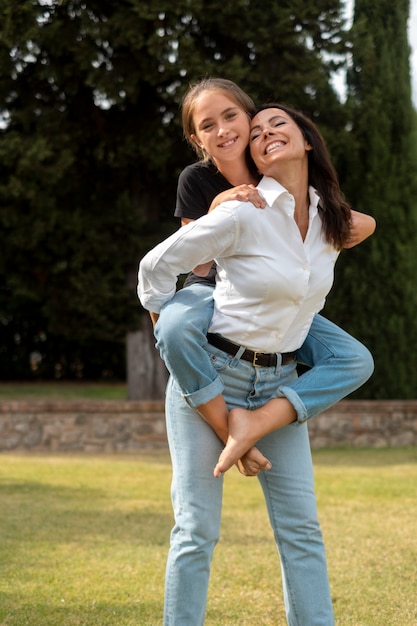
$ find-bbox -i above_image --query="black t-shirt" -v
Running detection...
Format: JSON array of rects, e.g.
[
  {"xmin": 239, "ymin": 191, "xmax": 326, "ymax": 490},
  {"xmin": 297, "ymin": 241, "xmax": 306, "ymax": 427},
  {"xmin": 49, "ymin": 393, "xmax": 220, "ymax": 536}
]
[{"xmin": 175, "ymin": 161, "xmax": 233, "ymax": 287}]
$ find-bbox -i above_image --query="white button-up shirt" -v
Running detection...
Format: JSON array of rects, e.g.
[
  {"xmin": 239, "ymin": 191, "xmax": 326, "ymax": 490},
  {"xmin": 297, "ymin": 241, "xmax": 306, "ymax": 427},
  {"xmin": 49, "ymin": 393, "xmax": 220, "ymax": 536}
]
[{"xmin": 138, "ymin": 176, "xmax": 339, "ymax": 353}]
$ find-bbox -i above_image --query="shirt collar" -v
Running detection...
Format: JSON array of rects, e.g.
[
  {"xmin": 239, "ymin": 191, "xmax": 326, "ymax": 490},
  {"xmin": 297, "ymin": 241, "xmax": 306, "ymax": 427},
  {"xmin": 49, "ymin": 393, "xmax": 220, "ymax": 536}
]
[
  {"xmin": 308, "ymin": 186, "xmax": 321, "ymax": 215},
  {"xmin": 256, "ymin": 176, "xmax": 288, "ymax": 206},
  {"xmin": 257, "ymin": 176, "xmax": 320, "ymax": 214}
]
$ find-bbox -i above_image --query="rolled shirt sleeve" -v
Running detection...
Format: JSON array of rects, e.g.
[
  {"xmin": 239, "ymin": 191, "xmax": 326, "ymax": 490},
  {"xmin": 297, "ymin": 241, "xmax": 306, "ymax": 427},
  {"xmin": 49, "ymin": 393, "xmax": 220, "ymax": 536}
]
[{"xmin": 137, "ymin": 205, "xmax": 239, "ymax": 313}]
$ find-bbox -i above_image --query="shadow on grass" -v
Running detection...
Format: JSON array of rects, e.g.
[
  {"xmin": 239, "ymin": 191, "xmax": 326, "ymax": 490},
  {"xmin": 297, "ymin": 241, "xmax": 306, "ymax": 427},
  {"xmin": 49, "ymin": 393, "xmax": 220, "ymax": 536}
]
[
  {"xmin": 1, "ymin": 480, "xmax": 172, "ymax": 546},
  {"xmin": 0, "ymin": 479, "xmax": 101, "ymax": 498},
  {"xmin": 0, "ymin": 596, "xmax": 163, "ymax": 626}
]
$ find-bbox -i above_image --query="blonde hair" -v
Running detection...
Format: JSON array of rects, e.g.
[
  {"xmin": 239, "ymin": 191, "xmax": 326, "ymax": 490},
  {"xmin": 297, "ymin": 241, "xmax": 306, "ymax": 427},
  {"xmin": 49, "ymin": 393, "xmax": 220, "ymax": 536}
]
[{"xmin": 181, "ymin": 78, "xmax": 255, "ymax": 161}]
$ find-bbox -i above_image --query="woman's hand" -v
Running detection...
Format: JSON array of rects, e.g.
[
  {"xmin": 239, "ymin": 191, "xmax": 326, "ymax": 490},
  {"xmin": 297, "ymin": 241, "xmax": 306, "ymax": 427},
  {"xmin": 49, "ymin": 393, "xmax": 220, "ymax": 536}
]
[
  {"xmin": 236, "ymin": 446, "xmax": 272, "ymax": 477},
  {"xmin": 208, "ymin": 184, "xmax": 266, "ymax": 212},
  {"xmin": 344, "ymin": 210, "xmax": 376, "ymax": 248}
]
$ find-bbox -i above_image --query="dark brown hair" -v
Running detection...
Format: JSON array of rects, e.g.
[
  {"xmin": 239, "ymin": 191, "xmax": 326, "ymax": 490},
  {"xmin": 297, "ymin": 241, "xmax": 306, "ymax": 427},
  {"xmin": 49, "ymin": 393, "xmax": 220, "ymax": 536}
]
[{"xmin": 252, "ymin": 103, "xmax": 352, "ymax": 249}]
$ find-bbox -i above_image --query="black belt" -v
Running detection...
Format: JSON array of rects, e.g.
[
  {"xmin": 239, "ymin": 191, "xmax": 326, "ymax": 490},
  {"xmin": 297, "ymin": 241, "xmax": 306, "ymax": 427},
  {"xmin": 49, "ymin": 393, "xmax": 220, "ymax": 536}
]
[{"xmin": 207, "ymin": 333, "xmax": 295, "ymax": 367}]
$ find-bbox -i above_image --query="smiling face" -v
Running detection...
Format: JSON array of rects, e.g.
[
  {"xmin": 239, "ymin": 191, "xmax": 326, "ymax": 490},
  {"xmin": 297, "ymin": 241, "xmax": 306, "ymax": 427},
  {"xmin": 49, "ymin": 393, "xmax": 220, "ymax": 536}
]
[
  {"xmin": 249, "ymin": 108, "xmax": 312, "ymax": 177},
  {"xmin": 190, "ymin": 91, "xmax": 251, "ymax": 166}
]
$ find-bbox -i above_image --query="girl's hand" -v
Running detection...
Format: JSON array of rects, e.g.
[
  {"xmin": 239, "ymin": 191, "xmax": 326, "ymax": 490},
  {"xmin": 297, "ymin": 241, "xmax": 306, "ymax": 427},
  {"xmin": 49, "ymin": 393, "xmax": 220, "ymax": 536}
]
[
  {"xmin": 209, "ymin": 185, "xmax": 267, "ymax": 212},
  {"xmin": 344, "ymin": 210, "xmax": 376, "ymax": 248}
]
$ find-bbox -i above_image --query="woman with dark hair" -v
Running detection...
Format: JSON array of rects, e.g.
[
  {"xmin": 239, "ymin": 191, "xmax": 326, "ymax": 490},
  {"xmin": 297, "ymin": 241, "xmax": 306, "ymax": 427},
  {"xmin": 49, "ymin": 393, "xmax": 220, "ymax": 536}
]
[{"xmin": 138, "ymin": 98, "xmax": 373, "ymax": 625}]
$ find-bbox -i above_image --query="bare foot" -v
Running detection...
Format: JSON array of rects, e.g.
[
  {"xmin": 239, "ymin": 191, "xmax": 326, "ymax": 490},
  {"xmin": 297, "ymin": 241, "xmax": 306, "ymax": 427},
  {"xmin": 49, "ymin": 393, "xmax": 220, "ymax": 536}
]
[
  {"xmin": 213, "ymin": 407, "xmax": 264, "ymax": 477},
  {"xmin": 213, "ymin": 399, "xmax": 296, "ymax": 477}
]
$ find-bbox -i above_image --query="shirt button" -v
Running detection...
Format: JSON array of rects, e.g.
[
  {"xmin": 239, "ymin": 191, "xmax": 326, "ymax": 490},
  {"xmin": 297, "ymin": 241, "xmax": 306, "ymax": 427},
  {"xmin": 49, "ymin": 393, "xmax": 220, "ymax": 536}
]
[{"xmin": 302, "ymin": 264, "xmax": 309, "ymax": 270}]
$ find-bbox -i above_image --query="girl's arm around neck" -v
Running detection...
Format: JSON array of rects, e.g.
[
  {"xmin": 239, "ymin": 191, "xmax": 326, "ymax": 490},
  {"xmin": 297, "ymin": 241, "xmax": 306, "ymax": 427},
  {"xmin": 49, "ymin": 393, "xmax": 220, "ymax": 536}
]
[{"xmin": 344, "ymin": 210, "xmax": 376, "ymax": 248}]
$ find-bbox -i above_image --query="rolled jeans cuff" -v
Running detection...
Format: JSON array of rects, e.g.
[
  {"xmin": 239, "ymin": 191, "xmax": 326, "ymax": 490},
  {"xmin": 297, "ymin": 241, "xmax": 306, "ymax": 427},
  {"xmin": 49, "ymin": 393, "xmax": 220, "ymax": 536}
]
[
  {"xmin": 276, "ymin": 386, "xmax": 309, "ymax": 424},
  {"xmin": 182, "ymin": 376, "xmax": 224, "ymax": 409}
]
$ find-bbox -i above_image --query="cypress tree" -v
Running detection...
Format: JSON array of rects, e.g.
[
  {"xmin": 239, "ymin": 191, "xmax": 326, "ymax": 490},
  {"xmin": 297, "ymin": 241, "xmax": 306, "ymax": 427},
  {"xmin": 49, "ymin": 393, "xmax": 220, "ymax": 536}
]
[{"xmin": 325, "ymin": 0, "xmax": 417, "ymax": 398}]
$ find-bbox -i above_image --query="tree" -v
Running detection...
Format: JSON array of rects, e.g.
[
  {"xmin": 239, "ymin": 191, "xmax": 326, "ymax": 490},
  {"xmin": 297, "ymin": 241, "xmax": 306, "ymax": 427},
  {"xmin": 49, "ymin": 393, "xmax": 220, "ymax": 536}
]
[
  {"xmin": 0, "ymin": 0, "xmax": 350, "ymax": 392},
  {"xmin": 324, "ymin": 0, "xmax": 417, "ymax": 398}
]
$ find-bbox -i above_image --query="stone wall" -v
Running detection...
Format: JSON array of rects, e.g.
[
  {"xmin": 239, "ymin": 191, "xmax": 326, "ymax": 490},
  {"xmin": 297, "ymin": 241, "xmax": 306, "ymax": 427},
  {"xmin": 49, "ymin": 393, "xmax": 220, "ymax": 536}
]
[
  {"xmin": 1, "ymin": 399, "xmax": 416, "ymax": 453},
  {"xmin": 0, "ymin": 400, "xmax": 167, "ymax": 453},
  {"xmin": 307, "ymin": 400, "xmax": 417, "ymax": 448}
]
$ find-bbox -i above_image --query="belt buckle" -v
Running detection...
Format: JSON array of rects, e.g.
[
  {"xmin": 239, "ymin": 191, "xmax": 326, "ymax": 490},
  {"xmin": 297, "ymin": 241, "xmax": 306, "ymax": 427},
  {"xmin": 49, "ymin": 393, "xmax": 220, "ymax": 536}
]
[{"xmin": 252, "ymin": 351, "xmax": 261, "ymax": 366}]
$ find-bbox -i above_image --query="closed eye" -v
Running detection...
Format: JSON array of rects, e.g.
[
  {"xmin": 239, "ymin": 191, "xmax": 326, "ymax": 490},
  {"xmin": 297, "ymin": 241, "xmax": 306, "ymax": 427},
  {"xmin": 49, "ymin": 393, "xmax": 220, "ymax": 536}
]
[{"xmin": 250, "ymin": 118, "xmax": 287, "ymax": 142}]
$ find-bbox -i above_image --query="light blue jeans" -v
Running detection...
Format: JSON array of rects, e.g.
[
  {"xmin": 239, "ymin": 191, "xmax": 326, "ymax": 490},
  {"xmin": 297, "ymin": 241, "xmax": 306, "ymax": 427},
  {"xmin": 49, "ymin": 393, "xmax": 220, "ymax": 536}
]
[
  {"xmin": 154, "ymin": 283, "xmax": 374, "ymax": 421},
  {"xmin": 164, "ymin": 349, "xmax": 334, "ymax": 625}
]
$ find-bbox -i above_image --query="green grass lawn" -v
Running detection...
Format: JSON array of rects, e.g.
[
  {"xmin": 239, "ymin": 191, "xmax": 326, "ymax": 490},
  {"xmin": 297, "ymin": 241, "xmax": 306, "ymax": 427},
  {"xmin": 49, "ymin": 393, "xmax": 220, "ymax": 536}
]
[
  {"xmin": 0, "ymin": 382, "xmax": 127, "ymax": 401},
  {"xmin": 0, "ymin": 448, "xmax": 416, "ymax": 625}
]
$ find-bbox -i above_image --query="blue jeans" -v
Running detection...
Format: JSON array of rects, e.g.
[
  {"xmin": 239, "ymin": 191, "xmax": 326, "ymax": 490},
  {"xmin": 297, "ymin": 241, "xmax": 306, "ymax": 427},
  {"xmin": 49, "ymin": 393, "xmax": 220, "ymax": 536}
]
[
  {"xmin": 164, "ymin": 350, "xmax": 334, "ymax": 625},
  {"xmin": 155, "ymin": 283, "xmax": 374, "ymax": 421}
]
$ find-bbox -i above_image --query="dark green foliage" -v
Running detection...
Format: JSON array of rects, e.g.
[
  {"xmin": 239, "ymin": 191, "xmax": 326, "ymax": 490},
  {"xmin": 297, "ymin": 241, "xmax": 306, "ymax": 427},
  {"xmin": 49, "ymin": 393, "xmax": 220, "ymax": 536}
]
[
  {"xmin": 0, "ymin": 0, "xmax": 349, "ymax": 380},
  {"xmin": 324, "ymin": 0, "xmax": 417, "ymax": 398}
]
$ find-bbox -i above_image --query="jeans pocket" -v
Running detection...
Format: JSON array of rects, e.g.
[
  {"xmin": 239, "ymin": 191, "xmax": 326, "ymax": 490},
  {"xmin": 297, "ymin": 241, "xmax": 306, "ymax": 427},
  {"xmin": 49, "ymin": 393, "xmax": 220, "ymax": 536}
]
[{"xmin": 205, "ymin": 344, "xmax": 232, "ymax": 372}]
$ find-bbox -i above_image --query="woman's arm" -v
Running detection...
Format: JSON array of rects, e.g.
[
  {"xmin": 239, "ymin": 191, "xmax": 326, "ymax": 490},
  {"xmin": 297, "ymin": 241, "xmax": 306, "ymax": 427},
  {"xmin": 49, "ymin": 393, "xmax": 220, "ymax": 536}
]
[
  {"xmin": 138, "ymin": 206, "xmax": 237, "ymax": 314},
  {"xmin": 181, "ymin": 217, "xmax": 214, "ymax": 277},
  {"xmin": 344, "ymin": 210, "xmax": 376, "ymax": 249},
  {"xmin": 192, "ymin": 186, "xmax": 266, "ymax": 276}
]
